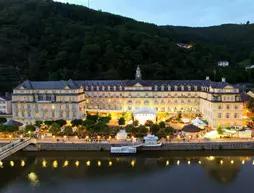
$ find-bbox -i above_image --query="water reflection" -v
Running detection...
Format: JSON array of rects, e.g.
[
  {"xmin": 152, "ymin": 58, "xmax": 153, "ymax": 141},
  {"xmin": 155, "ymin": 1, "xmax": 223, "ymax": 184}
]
[{"xmin": 0, "ymin": 151, "xmax": 254, "ymax": 193}]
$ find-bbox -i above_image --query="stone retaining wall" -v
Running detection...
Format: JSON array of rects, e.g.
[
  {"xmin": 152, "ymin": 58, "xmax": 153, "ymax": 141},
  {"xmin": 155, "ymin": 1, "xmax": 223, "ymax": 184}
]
[{"xmin": 2, "ymin": 141, "xmax": 254, "ymax": 152}]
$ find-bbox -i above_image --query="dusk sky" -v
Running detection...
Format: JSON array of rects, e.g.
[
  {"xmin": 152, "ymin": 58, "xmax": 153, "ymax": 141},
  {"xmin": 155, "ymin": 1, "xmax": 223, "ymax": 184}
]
[{"xmin": 54, "ymin": 0, "xmax": 254, "ymax": 27}]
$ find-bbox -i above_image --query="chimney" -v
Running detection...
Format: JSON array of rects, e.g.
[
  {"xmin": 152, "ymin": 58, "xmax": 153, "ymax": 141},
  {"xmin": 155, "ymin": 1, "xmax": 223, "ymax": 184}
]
[
  {"xmin": 221, "ymin": 77, "xmax": 226, "ymax": 82},
  {"xmin": 206, "ymin": 76, "xmax": 210, "ymax": 80}
]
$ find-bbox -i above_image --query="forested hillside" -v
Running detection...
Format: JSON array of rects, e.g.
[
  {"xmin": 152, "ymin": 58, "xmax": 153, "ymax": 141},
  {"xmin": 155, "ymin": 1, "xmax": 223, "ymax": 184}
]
[{"xmin": 0, "ymin": 0, "xmax": 254, "ymax": 91}]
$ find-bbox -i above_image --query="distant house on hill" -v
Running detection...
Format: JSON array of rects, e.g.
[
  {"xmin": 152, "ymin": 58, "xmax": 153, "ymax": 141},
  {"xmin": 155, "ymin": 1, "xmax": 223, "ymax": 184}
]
[
  {"xmin": 176, "ymin": 43, "xmax": 192, "ymax": 49},
  {"xmin": 218, "ymin": 61, "xmax": 229, "ymax": 67},
  {"xmin": 245, "ymin": 65, "xmax": 254, "ymax": 70}
]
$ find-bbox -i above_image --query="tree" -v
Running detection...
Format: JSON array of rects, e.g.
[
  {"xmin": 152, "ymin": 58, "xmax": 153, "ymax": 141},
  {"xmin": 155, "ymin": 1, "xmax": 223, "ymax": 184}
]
[
  {"xmin": 159, "ymin": 121, "xmax": 166, "ymax": 128},
  {"xmin": 62, "ymin": 126, "xmax": 73, "ymax": 136},
  {"xmin": 55, "ymin": 119, "xmax": 66, "ymax": 127},
  {"xmin": 136, "ymin": 125, "xmax": 148, "ymax": 138},
  {"xmin": 0, "ymin": 117, "xmax": 7, "ymax": 124},
  {"xmin": 49, "ymin": 123, "xmax": 61, "ymax": 135},
  {"xmin": 145, "ymin": 120, "xmax": 154, "ymax": 127},
  {"xmin": 35, "ymin": 121, "xmax": 43, "ymax": 127},
  {"xmin": 150, "ymin": 124, "xmax": 160, "ymax": 135},
  {"xmin": 44, "ymin": 120, "xmax": 54, "ymax": 126},
  {"xmin": 71, "ymin": 119, "xmax": 83, "ymax": 126},
  {"xmin": 217, "ymin": 126, "xmax": 224, "ymax": 135},
  {"xmin": 25, "ymin": 125, "xmax": 36, "ymax": 132},
  {"xmin": 133, "ymin": 120, "xmax": 139, "ymax": 127},
  {"xmin": 118, "ymin": 117, "xmax": 125, "ymax": 126},
  {"xmin": 0, "ymin": 125, "xmax": 18, "ymax": 132}
]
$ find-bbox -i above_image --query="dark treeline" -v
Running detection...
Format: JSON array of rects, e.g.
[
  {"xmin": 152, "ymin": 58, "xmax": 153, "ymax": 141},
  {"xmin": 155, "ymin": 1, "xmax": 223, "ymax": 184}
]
[{"xmin": 0, "ymin": 0, "xmax": 254, "ymax": 91}]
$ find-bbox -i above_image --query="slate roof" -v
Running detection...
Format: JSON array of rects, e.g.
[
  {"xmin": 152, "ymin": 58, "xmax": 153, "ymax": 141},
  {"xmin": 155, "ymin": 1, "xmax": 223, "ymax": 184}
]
[{"xmin": 15, "ymin": 79, "xmax": 236, "ymax": 90}]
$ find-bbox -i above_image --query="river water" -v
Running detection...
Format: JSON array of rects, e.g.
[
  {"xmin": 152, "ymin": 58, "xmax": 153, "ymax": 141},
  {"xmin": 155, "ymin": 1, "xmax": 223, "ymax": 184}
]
[{"xmin": 1, "ymin": 151, "xmax": 254, "ymax": 193}]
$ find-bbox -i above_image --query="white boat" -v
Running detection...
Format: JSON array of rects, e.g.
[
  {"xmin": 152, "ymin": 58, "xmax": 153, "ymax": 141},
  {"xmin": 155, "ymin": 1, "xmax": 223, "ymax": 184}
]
[
  {"xmin": 110, "ymin": 146, "xmax": 137, "ymax": 154},
  {"xmin": 143, "ymin": 134, "xmax": 162, "ymax": 147}
]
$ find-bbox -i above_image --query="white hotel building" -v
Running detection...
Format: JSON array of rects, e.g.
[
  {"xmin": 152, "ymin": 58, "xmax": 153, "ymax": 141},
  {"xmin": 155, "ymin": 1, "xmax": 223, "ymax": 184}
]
[{"xmin": 12, "ymin": 66, "xmax": 243, "ymax": 128}]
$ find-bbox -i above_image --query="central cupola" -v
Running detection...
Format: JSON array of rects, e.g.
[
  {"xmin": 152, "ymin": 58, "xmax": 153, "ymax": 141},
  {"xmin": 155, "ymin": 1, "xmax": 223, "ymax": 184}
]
[{"xmin": 135, "ymin": 65, "xmax": 142, "ymax": 80}]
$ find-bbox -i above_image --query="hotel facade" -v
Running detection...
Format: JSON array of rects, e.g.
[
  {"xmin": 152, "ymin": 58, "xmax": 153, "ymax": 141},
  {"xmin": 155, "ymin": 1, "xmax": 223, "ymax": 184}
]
[{"xmin": 12, "ymin": 66, "xmax": 243, "ymax": 128}]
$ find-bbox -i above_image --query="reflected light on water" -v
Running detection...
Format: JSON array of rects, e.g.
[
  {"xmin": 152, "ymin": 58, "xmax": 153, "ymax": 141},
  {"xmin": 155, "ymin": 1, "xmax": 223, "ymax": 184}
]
[
  {"xmin": 131, "ymin": 160, "xmax": 135, "ymax": 167},
  {"xmin": 75, "ymin": 161, "xmax": 80, "ymax": 167},
  {"xmin": 63, "ymin": 160, "xmax": 69, "ymax": 167},
  {"xmin": 42, "ymin": 160, "xmax": 47, "ymax": 168},
  {"xmin": 53, "ymin": 160, "xmax": 58, "ymax": 168},
  {"xmin": 28, "ymin": 172, "xmax": 39, "ymax": 186},
  {"xmin": 187, "ymin": 160, "xmax": 191, "ymax": 165},
  {"xmin": 198, "ymin": 160, "xmax": 202, "ymax": 165},
  {"xmin": 177, "ymin": 160, "xmax": 180, "ymax": 165},
  {"xmin": 206, "ymin": 156, "xmax": 215, "ymax": 161},
  {"xmin": 21, "ymin": 160, "xmax": 25, "ymax": 167},
  {"xmin": 10, "ymin": 161, "xmax": 14, "ymax": 167},
  {"xmin": 86, "ymin": 161, "xmax": 91, "ymax": 167},
  {"xmin": 166, "ymin": 160, "xmax": 169, "ymax": 166}
]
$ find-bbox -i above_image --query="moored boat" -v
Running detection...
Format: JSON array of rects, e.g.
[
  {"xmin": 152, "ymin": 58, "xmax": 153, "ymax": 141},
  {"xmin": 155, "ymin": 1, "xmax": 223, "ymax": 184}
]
[
  {"xmin": 143, "ymin": 134, "xmax": 162, "ymax": 147},
  {"xmin": 110, "ymin": 146, "xmax": 137, "ymax": 154}
]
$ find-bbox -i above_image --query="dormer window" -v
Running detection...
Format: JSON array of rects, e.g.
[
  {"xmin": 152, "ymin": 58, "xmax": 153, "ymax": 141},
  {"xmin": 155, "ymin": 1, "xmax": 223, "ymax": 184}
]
[
  {"xmin": 161, "ymin": 85, "xmax": 164, "ymax": 91},
  {"xmin": 108, "ymin": 86, "xmax": 110, "ymax": 91},
  {"xmin": 154, "ymin": 85, "xmax": 158, "ymax": 91},
  {"xmin": 102, "ymin": 86, "xmax": 105, "ymax": 91},
  {"xmin": 174, "ymin": 85, "xmax": 178, "ymax": 91},
  {"xmin": 113, "ymin": 86, "xmax": 116, "ymax": 91},
  {"xmin": 181, "ymin": 85, "xmax": 184, "ymax": 91},
  {"xmin": 91, "ymin": 86, "xmax": 94, "ymax": 91},
  {"xmin": 187, "ymin": 85, "xmax": 191, "ymax": 91},
  {"xmin": 168, "ymin": 85, "xmax": 171, "ymax": 91},
  {"xmin": 96, "ymin": 86, "xmax": 99, "ymax": 91}
]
